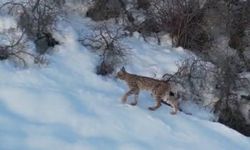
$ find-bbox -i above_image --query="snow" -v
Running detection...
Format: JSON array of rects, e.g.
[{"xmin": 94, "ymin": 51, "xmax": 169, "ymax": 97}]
[
  {"xmin": 0, "ymin": 16, "xmax": 16, "ymax": 32},
  {"xmin": 0, "ymin": 8, "xmax": 250, "ymax": 150}
]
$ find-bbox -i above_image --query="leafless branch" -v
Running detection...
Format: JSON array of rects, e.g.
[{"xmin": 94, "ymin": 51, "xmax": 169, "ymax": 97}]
[
  {"xmin": 0, "ymin": 29, "xmax": 45, "ymax": 67},
  {"xmin": 79, "ymin": 23, "xmax": 128, "ymax": 75}
]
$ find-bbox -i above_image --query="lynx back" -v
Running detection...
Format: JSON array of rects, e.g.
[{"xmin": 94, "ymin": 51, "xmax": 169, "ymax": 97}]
[{"xmin": 116, "ymin": 67, "xmax": 179, "ymax": 114}]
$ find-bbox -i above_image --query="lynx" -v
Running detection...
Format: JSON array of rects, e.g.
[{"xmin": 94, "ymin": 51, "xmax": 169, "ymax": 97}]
[{"xmin": 116, "ymin": 67, "xmax": 179, "ymax": 115}]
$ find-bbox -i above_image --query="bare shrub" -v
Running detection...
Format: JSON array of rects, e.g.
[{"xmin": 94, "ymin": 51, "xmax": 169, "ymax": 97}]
[
  {"xmin": 162, "ymin": 57, "xmax": 217, "ymax": 104},
  {"xmin": 137, "ymin": 0, "xmax": 150, "ymax": 10},
  {"xmin": 212, "ymin": 53, "xmax": 250, "ymax": 128},
  {"xmin": 0, "ymin": 28, "xmax": 44, "ymax": 67},
  {"xmin": 80, "ymin": 23, "xmax": 128, "ymax": 75},
  {"xmin": 34, "ymin": 32, "xmax": 59, "ymax": 54},
  {"xmin": 218, "ymin": 105, "xmax": 250, "ymax": 136},
  {"xmin": 226, "ymin": 0, "xmax": 250, "ymax": 71},
  {"xmin": 130, "ymin": 0, "xmax": 210, "ymax": 49},
  {"xmin": 122, "ymin": 0, "xmax": 211, "ymax": 47},
  {"xmin": 86, "ymin": 0, "xmax": 136, "ymax": 27},
  {"xmin": 86, "ymin": 0, "xmax": 122, "ymax": 21},
  {"xmin": 207, "ymin": 41, "xmax": 250, "ymax": 101},
  {"xmin": 151, "ymin": 0, "xmax": 210, "ymax": 50},
  {"xmin": 137, "ymin": 17, "xmax": 162, "ymax": 44},
  {"xmin": 0, "ymin": 0, "xmax": 62, "ymax": 54},
  {"xmin": 165, "ymin": 51, "xmax": 250, "ymax": 135}
]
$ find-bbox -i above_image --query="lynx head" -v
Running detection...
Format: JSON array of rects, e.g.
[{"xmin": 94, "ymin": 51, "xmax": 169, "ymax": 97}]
[{"xmin": 116, "ymin": 67, "xmax": 127, "ymax": 80}]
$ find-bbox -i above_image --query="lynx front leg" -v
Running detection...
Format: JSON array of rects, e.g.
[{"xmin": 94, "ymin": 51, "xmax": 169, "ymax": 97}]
[
  {"xmin": 122, "ymin": 90, "xmax": 133, "ymax": 103},
  {"xmin": 130, "ymin": 90, "xmax": 139, "ymax": 106},
  {"xmin": 148, "ymin": 96, "xmax": 162, "ymax": 111},
  {"xmin": 122, "ymin": 88, "xmax": 138, "ymax": 104}
]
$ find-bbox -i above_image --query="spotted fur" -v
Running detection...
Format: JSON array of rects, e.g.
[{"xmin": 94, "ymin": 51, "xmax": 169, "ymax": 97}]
[{"xmin": 116, "ymin": 67, "xmax": 179, "ymax": 114}]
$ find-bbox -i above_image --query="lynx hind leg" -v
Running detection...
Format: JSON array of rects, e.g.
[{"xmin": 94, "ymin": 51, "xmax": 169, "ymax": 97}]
[
  {"xmin": 148, "ymin": 95, "xmax": 162, "ymax": 111},
  {"xmin": 130, "ymin": 89, "xmax": 139, "ymax": 106},
  {"xmin": 122, "ymin": 89, "xmax": 134, "ymax": 103}
]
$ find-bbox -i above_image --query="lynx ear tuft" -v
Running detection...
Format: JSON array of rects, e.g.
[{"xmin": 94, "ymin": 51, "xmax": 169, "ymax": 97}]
[{"xmin": 121, "ymin": 66, "xmax": 126, "ymax": 72}]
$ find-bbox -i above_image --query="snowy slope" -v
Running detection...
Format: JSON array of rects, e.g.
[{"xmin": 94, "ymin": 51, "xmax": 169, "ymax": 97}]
[{"xmin": 0, "ymin": 13, "xmax": 250, "ymax": 150}]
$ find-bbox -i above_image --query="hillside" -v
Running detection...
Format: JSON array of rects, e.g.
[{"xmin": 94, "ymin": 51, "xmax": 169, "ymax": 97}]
[{"xmin": 0, "ymin": 10, "xmax": 250, "ymax": 150}]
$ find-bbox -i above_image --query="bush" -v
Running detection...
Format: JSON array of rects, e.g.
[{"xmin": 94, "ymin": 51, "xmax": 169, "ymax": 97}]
[
  {"xmin": 218, "ymin": 103, "xmax": 250, "ymax": 136},
  {"xmin": 162, "ymin": 57, "xmax": 217, "ymax": 104},
  {"xmin": 227, "ymin": 0, "xmax": 250, "ymax": 70},
  {"xmin": 0, "ymin": 0, "xmax": 62, "ymax": 54},
  {"xmin": 80, "ymin": 23, "xmax": 128, "ymax": 75},
  {"xmin": 86, "ymin": 0, "xmax": 122, "ymax": 21},
  {"xmin": 0, "ymin": 28, "xmax": 43, "ymax": 67},
  {"xmin": 122, "ymin": 0, "xmax": 211, "ymax": 48},
  {"xmin": 167, "ymin": 52, "xmax": 250, "ymax": 136},
  {"xmin": 136, "ymin": 0, "xmax": 150, "ymax": 10},
  {"xmin": 210, "ymin": 52, "xmax": 250, "ymax": 136},
  {"xmin": 154, "ymin": 0, "xmax": 210, "ymax": 50}
]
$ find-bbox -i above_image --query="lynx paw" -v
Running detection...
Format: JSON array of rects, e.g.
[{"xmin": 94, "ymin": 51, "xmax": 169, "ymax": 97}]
[
  {"xmin": 130, "ymin": 102, "xmax": 137, "ymax": 106},
  {"xmin": 170, "ymin": 111, "xmax": 177, "ymax": 115},
  {"xmin": 148, "ymin": 107, "xmax": 156, "ymax": 111},
  {"xmin": 121, "ymin": 98, "xmax": 126, "ymax": 104}
]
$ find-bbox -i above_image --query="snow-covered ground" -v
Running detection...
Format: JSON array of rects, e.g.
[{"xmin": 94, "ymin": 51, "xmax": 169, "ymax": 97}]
[{"xmin": 0, "ymin": 8, "xmax": 250, "ymax": 150}]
